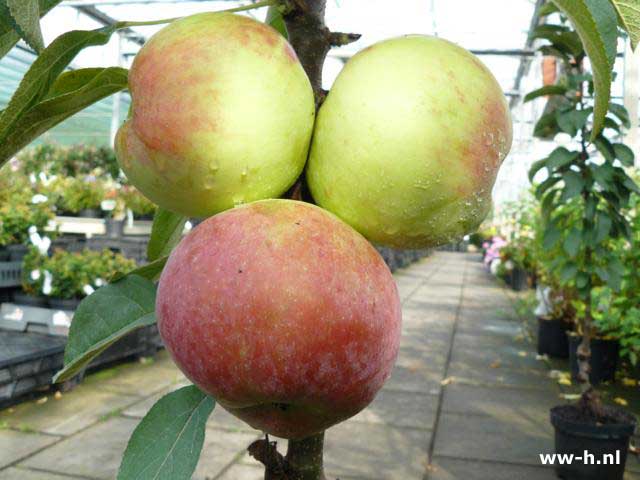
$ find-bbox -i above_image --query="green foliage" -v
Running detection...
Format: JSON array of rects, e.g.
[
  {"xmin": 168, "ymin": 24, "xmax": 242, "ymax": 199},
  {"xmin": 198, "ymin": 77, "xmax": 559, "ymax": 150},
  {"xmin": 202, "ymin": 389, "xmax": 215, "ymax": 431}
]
[
  {"xmin": 611, "ymin": 0, "xmax": 640, "ymax": 50},
  {"xmin": 0, "ymin": 26, "xmax": 125, "ymax": 167},
  {"xmin": 18, "ymin": 143, "xmax": 120, "ymax": 180},
  {"xmin": 54, "ymin": 274, "xmax": 156, "ymax": 383},
  {"xmin": 27, "ymin": 248, "xmax": 137, "ymax": 300},
  {"xmin": 0, "ymin": 168, "xmax": 53, "ymax": 246},
  {"xmin": 0, "ymin": 0, "xmax": 62, "ymax": 59},
  {"xmin": 4, "ymin": 0, "xmax": 45, "ymax": 52},
  {"xmin": 48, "ymin": 175, "xmax": 106, "ymax": 214},
  {"xmin": 21, "ymin": 245, "xmax": 46, "ymax": 295},
  {"xmin": 550, "ymin": 0, "xmax": 618, "ymax": 140},
  {"xmin": 119, "ymin": 186, "xmax": 156, "ymax": 218},
  {"xmin": 118, "ymin": 386, "xmax": 215, "ymax": 480}
]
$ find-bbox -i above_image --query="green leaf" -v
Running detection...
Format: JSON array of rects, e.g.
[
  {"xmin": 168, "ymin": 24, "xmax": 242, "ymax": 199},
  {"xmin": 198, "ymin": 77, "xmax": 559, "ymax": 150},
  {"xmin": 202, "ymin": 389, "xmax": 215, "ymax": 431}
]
[
  {"xmin": 560, "ymin": 262, "xmax": 579, "ymax": 283},
  {"xmin": 551, "ymin": 0, "xmax": 618, "ymax": 140},
  {"xmin": 611, "ymin": 0, "xmax": 640, "ymax": 50},
  {"xmin": 543, "ymin": 225, "xmax": 562, "ymax": 250},
  {"xmin": 534, "ymin": 112, "xmax": 561, "ymax": 139},
  {"xmin": 265, "ymin": 5, "xmax": 288, "ymax": 38},
  {"xmin": 541, "ymin": 190, "xmax": 559, "ymax": 219},
  {"xmin": 533, "ymin": 25, "xmax": 584, "ymax": 57},
  {"xmin": 0, "ymin": 25, "xmax": 118, "ymax": 152},
  {"xmin": 556, "ymin": 108, "xmax": 592, "ymax": 137},
  {"xmin": 0, "ymin": 0, "xmax": 62, "ymax": 59},
  {"xmin": 591, "ymin": 162, "xmax": 616, "ymax": 189},
  {"xmin": 111, "ymin": 256, "xmax": 168, "ymax": 283},
  {"xmin": 118, "ymin": 386, "xmax": 215, "ymax": 480},
  {"xmin": 147, "ymin": 208, "xmax": 187, "ymax": 262},
  {"xmin": 563, "ymin": 228, "xmax": 582, "ymax": 257},
  {"xmin": 561, "ymin": 170, "xmax": 585, "ymax": 201},
  {"xmin": 603, "ymin": 116, "xmax": 621, "ymax": 131},
  {"xmin": 576, "ymin": 271, "xmax": 590, "ymax": 288},
  {"xmin": 524, "ymin": 85, "xmax": 568, "ymax": 103},
  {"xmin": 0, "ymin": 66, "xmax": 128, "ymax": 166},
  {"xmin": 585, "ymin": 195, "xmax": 598, "ymax": 221},
  {"xmin": 594, "ymin": 135, "xmax": 616, "ymax": 161},
  {"xmin": 609, "ymin": 102, "xmax": 631, "ymax": 128},
  {"xmin": 529, "ymin": 158, "xmax": 548, "ymax": 183},
  {"xmin": 539, "ymin": 2, "xmax": 561, "ymax": 16},
  {"xmin": 547, "ymin": 147, "xmax": 580, "ymax": 170},
  {"xmin": 4, "ymin": 0, "xmax": 44, "ymax": 52},
  {"xmin": 595, "ymin": 211, "xmax": 612, "ymax": 242},
  {"xmin": 535, "ymin": 175, "xmax": 562, "ymax": 198},
  {"xmin": 53, "ymin": 275, "xmax": 157, "ymax": 383},
  {"xmin": 613, "ymin": 143, "xmax": 635, "ymax": 166}
]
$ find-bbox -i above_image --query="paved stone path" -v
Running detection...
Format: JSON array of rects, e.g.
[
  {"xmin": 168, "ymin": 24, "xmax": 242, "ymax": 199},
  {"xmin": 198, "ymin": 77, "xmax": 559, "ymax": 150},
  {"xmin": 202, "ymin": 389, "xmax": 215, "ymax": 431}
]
[{"xmin": 0, "ymin": 252, "xmax": 638, "ymax": 479}]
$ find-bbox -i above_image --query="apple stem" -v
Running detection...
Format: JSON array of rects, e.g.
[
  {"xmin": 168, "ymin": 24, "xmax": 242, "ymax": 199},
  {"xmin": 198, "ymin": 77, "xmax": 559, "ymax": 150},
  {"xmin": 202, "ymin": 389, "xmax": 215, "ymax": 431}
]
[
  {"xmin": 285, "ymin": 432, "xmax": 327, "ymax": 480},
  {"xmin": 248, "ymin": 432, "xmax": 327, "ymax": 480}
]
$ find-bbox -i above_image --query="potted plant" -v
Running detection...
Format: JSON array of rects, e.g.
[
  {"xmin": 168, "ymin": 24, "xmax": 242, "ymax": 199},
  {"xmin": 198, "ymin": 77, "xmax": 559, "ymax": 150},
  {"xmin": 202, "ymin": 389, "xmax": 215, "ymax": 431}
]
[
  {"xmin": 45, "ymin": 248, "xmax": 136, "ymax": 310},
  {"xmin": 527, "ymin": 16, "xmax": 637, "ymax": 480},
  {"xmin": 120, "ymin": 185, "xmax": 156, "ymax": 221},
  {"xmin": 50, "ymin": 175, "xmax": 106, "ymax": 218},
  {"xmin": 566, "ymin": 290, "xmax": 621, "ymax": 385},
  {"xmin": 15, "ymin": 246, "xmax": 49, "ymax": 307},
  {"xmin": 0, "ymin": 170, "xmax": 54, "ymax": 261}
]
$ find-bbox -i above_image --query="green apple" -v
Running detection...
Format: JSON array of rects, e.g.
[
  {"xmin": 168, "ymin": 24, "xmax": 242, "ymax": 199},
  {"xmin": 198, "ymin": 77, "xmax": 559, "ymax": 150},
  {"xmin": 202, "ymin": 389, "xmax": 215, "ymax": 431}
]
[
  {"xmin": 115, "ymin": 13, "xmax": 315, "ymax": 217},
  {"xmin": 306, "ymin": 35, "xmax": 512, "ymax": 248}
]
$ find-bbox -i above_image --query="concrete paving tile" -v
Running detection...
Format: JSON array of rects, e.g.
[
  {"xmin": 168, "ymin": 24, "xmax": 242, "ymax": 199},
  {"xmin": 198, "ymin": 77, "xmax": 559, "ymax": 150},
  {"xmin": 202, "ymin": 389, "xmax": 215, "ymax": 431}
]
[
  {"xmin": 441, "ymin": 383, "xmax": 562, "ymax": 424},
  {"xmin": 433, "ymin": 412, "xmax": 553, "ymax": 466},
  {"xmin": 447, "ymin": 360, "xmax": 554, "ymax": 390},
  {"xmin": 21, "ymin": 416, "xmax": 137, "ymax": 479},
  {"xmin": 83, "ymin": 353, "xmax": 185, "ymax": 398},
  {"xmin": 0, "ymin": 385, "xmax": 139, "ymax": 436},
  {"xmin": 428, "ymin": 457, "xmax": 555, "ymax": 479},
  {"xmin": 0, "ymin": 430, "xmax": 59, "ymax": 470},
  {"xmin": 215, "ymin": 463, "xmax": 264, "ymax": 480},
  {"xmin": 0, "ymin": 467, "xmax": 77, "ymax": 479},
  {"xmin": 121, "ymin": 384, "xmax": 259, "ymax": 434},
  {"xmin": 324, "ymin": 421, "xmax": 431, "ymax": 480},
  {"xmin": 193, "ymin": 429, "xmax": 261, "ymax": 480},
  {"xmin": 385, "ymin": 357, "xmax": 444, "ymax": 395},
  {"xmin": 449, "ymin": 342, "xmax": 543, "ymax": 371},
  {"xmin": 351, "ymin": 389, "xmax": 438, "ymax": 430},
  {"xmin": 456, "ymin": 317, "xmax": 523, "ymax": 337}
]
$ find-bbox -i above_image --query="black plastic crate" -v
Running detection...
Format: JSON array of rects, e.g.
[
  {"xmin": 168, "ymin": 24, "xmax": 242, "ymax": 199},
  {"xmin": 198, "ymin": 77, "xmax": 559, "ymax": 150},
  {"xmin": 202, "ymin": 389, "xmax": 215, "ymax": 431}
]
[
  {"xmin": 0, "ymin": 261, "xmax": 22, "ymax": 288},
  {"xmin": 0, "ymin": 324, "xmax": 161, "ymax": 406}
]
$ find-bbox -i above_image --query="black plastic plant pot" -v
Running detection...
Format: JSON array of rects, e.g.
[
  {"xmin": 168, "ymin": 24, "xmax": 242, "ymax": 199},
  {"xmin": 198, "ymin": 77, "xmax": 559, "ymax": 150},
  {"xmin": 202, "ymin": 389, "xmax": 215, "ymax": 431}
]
[
  {"xmin": 104, "ymin": 218, "xmax": 125, "ymax": 239},
  {"xmin": 537, "ymin": 317, "xmax": 570, "ymax": 358},
  {"xmin": 7, "ymin": 244, "xmax": 29, "ymax": 261},
  {"xmin": 12, "ymin": 292, "xmax": 49, "ymax": 308},
  {"xmin": 48, "ymin": 297, "xmax": 82, "ymax": 311},
  {"xmin": 510, "ymin": 267, "xmax": 529, "ymax": 291},
  {"xmin": 550, "ymin": 404, "xmax": 636, "ymax": 480},
  {"xmin": 569, "ymin": 336, "xmax": 619, "ymax": 385},
  {"xmin": 78, "ymin": 208, "xmax": 101, "ymax": 218}
]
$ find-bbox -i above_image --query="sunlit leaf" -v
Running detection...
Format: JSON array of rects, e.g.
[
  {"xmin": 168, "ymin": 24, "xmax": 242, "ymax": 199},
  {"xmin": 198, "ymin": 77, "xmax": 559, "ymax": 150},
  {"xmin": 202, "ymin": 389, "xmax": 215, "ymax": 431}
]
[
  {"xmin": 118, "ymin": 386, "xmax": 215, "ymax": 480},
  {"xmin": 53, "ymin": 275, "xmax": 157, "ymax": 383}
]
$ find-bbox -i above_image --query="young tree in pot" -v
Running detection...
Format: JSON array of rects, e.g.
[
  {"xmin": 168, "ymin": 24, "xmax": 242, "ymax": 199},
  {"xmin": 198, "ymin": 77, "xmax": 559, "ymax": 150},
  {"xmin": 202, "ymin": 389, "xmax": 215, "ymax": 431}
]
[{"xmin": 527, "ymin": 9, "xmax": 639, "ymax": 479}]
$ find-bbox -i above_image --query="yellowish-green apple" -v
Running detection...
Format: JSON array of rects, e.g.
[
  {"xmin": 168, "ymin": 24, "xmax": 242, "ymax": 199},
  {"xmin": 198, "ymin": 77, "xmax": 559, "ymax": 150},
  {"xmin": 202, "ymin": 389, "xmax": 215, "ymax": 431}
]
[
  {"xmin": 115, "ymin": 13, "xmax": 315, "ymax": 217},
  {"xmin": 306, "ymin": 35, "xmax": 513, "ymax": 248}
]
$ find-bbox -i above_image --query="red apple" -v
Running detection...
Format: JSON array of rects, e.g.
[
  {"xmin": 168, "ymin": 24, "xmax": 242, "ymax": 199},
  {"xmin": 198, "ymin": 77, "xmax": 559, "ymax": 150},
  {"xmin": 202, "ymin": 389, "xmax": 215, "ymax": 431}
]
[{"xmin": 157, "ymin": 199, "xmax": 401, "ymax": 439}]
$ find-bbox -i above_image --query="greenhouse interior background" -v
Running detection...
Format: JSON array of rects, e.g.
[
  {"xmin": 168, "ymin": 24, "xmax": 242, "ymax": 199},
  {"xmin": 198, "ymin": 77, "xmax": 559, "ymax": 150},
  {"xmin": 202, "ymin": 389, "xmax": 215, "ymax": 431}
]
[{"xmin": 1, "ymin": 1, "xmax": 640, "ymax": 479}]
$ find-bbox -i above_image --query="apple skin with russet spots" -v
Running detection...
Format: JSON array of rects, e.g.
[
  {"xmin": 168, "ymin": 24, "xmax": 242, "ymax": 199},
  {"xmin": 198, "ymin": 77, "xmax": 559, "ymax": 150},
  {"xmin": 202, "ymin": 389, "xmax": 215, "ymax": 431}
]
[
  {"xmin": 156, "ymin": 199, "xmax": 402, "ymax": 439},
  {"xmin": 115, "ymin": 13, "xmax": 315, "ymax": 217}
]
